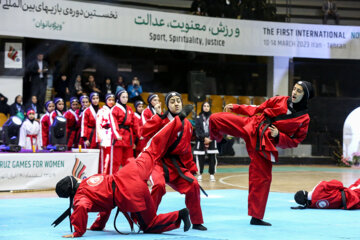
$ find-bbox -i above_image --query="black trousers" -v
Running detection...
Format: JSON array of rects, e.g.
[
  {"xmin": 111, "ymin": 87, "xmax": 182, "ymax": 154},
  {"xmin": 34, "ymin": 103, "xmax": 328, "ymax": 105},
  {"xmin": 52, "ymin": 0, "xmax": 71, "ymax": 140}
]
[{"xmin": 195, "ymin": 154, "xmax": 216, "ymax": 175}]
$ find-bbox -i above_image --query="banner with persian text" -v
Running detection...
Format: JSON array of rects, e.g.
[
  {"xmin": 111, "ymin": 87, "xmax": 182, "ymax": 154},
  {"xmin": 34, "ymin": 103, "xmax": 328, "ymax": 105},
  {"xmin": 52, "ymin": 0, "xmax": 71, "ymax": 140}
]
[
  {"xmin": 1, "ymin": 0, "xmax": 360, "ymax": 59},
  {"xmin": 0, "ymin": 152, "xmax": 99, "ymax": 191}
]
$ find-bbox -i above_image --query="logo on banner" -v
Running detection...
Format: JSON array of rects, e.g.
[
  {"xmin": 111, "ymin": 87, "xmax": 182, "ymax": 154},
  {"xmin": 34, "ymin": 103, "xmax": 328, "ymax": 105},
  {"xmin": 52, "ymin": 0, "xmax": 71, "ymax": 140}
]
[
  {"xmin": 86, "ymin": 175, "xmax": 104, "ymax": 187},
  {"xmin": 7, "ymin": 46, "xmax": 20, "ymax": 62},
  {"xmin": 72, "ymin": 157, "xmax": 87, "ymax": 179}
]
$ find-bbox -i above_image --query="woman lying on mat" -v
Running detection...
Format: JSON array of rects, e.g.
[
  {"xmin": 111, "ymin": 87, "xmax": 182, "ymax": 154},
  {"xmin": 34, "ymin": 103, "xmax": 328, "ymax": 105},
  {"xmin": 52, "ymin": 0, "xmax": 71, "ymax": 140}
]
[{"xmin": 292, "ymin": 178, "xmax": 360, "ymax": 210}]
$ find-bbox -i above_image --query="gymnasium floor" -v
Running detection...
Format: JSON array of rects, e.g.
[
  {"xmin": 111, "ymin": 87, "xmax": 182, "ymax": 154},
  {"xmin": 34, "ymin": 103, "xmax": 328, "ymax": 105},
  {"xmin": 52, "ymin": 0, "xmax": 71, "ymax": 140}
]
[{"xmin": 1, "ymin": 165, "xmax": 359, "ymax": 240}]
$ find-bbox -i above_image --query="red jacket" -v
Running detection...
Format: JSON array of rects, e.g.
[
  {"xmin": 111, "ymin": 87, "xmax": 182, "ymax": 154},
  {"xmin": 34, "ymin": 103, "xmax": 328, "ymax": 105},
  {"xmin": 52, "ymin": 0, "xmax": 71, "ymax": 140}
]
[
  {"xmin": 80, "ymin": 105, "xmax": 98, "ymax": 148},
  {"xmin": 231, "ymin": 96, "xmax": 310, "ymax": 162},
  {"xmin": 141, "ymin": 106, "xmax": 155, "ymax": 125},
  {"xmin": 111, "ymin": 103, "xmax": 139, "ymax": 147},
  {"xmin": 141, "ymin": 113, "xmax": 198, "ymax": 177},
  {"xmin": 309, "ymin": 179, "xmax": 360, "ymax": 209},
  {"xmin": 39, "ymin": 112, "xmax": 51, "ymax": 147},
  {"xmin": 64, "ymin": 109, "xmax": 80, "ymax": 148},
  {"xmin": 71, "ymin": 117, "xmax": 184, "ymax": 237}
]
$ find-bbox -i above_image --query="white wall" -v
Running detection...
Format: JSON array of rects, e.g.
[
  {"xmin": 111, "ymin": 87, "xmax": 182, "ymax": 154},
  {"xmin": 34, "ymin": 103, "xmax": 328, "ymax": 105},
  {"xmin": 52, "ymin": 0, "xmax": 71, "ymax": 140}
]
[{"xmin": 0, "ymin": 76, "xmax": 23, "ymax": 104}]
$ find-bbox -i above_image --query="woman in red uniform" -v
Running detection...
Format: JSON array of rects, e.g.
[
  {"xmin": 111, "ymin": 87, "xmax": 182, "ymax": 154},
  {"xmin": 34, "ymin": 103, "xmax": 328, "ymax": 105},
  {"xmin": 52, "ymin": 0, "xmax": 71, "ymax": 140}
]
[
  {"xmin": 141, "ymin": 93, "xmax": 161, "ymax": 124},
  {"xmin": 81, "ymin": 92, "xmax": 99, "ymax": 149},
  {"xmin": 77, "ymin": 95, "xmax": 90, "ymax": 147},
  {"xmin": 141, "ymin": 92, "xmax": 206, "ymax": 231},
  {"xmin": 64, "ymin": 97, "xmax": 80, "ymax": 150},
  {"xmin": 54, "ymin": 114, "xmax": 192, "ymax": 238},
  {"xmin": 208, "ymin": 81, "xmax": 314, "ymax": 226},
  {"xmin": 138, "ymin": 94, "xmax": 161, "ymax": 154},
  {"xmin": 39, "ymin": 100, "xmax": 55, "ymax": 149},
  {"xmin": 133, "ymin": 100, "xmax": 145, "ymax": 157},
  {"xmin": 50, "ymin": 97, "xmax": 65, "ymax": 124},
  {"xmin": 111, "ymin": 90, "xmax": 139, "ymax": 171},
  {"xmin": 293, "ymin": 178, "xmax": 360, "ymax": 210},
  {"xmin": 96, "ymin": 93, "xmax": 116, "ymax": 174}
]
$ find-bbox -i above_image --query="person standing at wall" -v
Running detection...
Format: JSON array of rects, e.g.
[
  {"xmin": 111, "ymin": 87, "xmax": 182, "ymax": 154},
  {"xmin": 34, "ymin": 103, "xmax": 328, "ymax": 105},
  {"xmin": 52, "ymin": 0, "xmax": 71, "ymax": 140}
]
[{"xmin": 29, "ymin": 53, "xmax": 48, "ymax": 107}]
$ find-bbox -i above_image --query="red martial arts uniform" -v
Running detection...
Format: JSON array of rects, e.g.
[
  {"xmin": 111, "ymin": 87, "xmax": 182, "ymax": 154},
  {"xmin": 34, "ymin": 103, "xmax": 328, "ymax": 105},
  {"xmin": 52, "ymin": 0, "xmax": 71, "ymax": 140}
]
[
  {"xmin": 64, "ymin": 109, "xmax": 80, "ymax": 149},
  {"xmin": 111, "ymin": 103, "xmax": 139, "ymax": 169},
  {"xmin": 80, "ymin": 105, "xmax": 98, "ymax": 149},
  {"xmin": 134, "ymin": 112, "xmax": 145, "ymax": 157},
  {"xmin": 308, "ymin": 179, "xmax": 360, "ymax": 209},
  {"xmin": 50, "ymin": 110, "xmax": 64, "ymax": 124},
  {"xmin": 96, "ymin": 105, "xmax": 115, "ymax": 174},
  {"xmin": 71, "ymin": 116, "xmax": 186, "ymax": 237},
  {"xmin": 39, "ymin": 111, "xmax": 52, "ymax": 148},
  {"xmin": 138, "ymin": 106, "xmax": 157, "ymax": 154},
  {"xmin": 209, "ymin": 96, "xmax": 310, "ymax": 220},
  {"xmin": 141, "ymin": 113, "xmax": 203, "ymax": 225}
]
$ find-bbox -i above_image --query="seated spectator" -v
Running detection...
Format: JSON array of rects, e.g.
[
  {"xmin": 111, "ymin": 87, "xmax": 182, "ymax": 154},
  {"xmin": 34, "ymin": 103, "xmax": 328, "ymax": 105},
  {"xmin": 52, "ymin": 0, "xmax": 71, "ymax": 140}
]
[
  {"xmin": 322, "ymin": 0, "xmax": 339, "ymax": 25},
  {"xmin": 101, "ymin": 77, "xmax": 115, "ymax": 95},
  {"xmin": 73, "ymin": 74, "xmax": 84, "ymax": 98},
  {"xmin": 127, "ymin": 76, "xmax": 143, "ymax": 102},
  {"xmin": 191, "ymin": 0, "xmax": 207, "ymax": 16},
  {"xmin": 0, "ymin": 93, "xmax": 10, "ymax": 116},
  {"xmin": 10, "ymin": 95, "xmax": 25, "ymax": 120},
  {"xmin": 85, "ymin": 75, "xmax": 101, "ymax": 95},
  {"xmin": 25, "ymin": 95, "xmax": 43, "ymax": 120},
  {"xmin": 115, "ymin": 75, "xmax": 126, "ymax": 93},
  {"xmin": 55, "ymin": 74, "xmax": 70, "ymax": 101}
]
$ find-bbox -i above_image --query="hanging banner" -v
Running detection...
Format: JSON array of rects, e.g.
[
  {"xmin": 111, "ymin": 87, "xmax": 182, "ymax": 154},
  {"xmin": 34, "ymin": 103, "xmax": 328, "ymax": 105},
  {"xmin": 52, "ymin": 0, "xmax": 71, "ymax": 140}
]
[
  {"xmin": 4, "ymin": 42, "xmax": 23, "ymax": 68},
  {"xmin": 0, "ymin": 152, "xmax": 99, "ymax": 191},
  {"xmin": 0, "ymin": 0, "xmax": 360, "ymax": 59}
]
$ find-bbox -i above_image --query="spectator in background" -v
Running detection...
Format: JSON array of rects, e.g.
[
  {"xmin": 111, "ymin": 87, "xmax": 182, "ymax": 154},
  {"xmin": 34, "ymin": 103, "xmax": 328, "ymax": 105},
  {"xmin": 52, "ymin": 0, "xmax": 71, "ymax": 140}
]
[
  {"xmin": 55, "ymin": 74, "xmax": 70, "ymax": 101},
  {"xmin": 127, "ymin": 76, "xmax": 143, "ymax": 102},
  {"xmin": 25, "ymin": 95, "xmax": 42, "ymax": 120},
  {"xmin": 115, "ymin": 75, "xmax": 126, "ymax": 93},
  {"xmin": 10, "ymin": 95, "xmax": 25, "ymax": 120},
  {"xmin": 101, "ymin": 77, "xmax": 115, "ymax": 95},
  {"xmin": 191, "ymin": 0, "xmax": 207, "ymax": 16},
  {"xmin": 85, "ymin": 75, "xmax": 101, "ymax": 95},
  {"xmin": 322, "ymin": 0, "xmax": 339, "ymax": 25},
  {"xmin": 0, "ymin": 93, "xmax": 10, "ymax": 116},
  {"xmin": 223, "ymin": 0, "xmax": 241, "ymax": 18},
  {"xmin": 29, "ymin": 53, "xmax": 48, "ymax": 107},
  {"xmin": 73, "ymin": 75, "xmax": 84, "ymax": 98}
]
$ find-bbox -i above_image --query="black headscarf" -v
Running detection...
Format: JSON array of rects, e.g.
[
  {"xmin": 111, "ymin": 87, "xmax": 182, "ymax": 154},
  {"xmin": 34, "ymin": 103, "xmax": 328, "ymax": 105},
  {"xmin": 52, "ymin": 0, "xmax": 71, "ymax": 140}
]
[
  {"xmin": 199, "ymin": 101, "xmax": 211, "ymax": 118},
  {"xmin": 289, "ymin": 81, "xmax": 314, "ymax": 112}
]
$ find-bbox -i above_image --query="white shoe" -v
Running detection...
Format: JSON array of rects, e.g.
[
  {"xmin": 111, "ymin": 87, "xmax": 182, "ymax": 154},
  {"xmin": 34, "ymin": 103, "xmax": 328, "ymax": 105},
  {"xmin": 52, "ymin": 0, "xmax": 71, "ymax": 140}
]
[
  {"xmin": 210, "ymin": 175, "xmax": 215, "ymax": 182},
  {"xmin": 197, "ymin": 175, "xmax": 202, "ymax": 181}
]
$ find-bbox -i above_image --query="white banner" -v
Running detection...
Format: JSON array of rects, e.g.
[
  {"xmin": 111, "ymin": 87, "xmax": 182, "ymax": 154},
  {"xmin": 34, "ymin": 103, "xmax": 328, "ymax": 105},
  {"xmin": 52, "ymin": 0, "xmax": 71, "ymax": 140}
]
[
  {"xmin": 0, "ymin": 0, "xmax": 360, "ymax": 59},
  {"xmin": 4, "ymin": 42, "xmax": 22, "ymax": 68},
  {"xmin": 0, "ymin": 151, "xmax": 99, "ymax": 191}
]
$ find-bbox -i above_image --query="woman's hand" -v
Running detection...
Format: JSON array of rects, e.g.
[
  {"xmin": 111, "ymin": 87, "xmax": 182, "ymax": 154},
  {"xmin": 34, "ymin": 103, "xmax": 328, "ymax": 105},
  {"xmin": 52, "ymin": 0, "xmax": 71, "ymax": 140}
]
[
  {"xmin": 224, "ymin": 104, "xmax": 233, "ymax": 112},
  {"xmin": 269, "ymin": 125, "xmax": 279, "ymax": 138},
  {"xmin": 154, "ymin": 103, "xmax": 162, "ymax": 114}
]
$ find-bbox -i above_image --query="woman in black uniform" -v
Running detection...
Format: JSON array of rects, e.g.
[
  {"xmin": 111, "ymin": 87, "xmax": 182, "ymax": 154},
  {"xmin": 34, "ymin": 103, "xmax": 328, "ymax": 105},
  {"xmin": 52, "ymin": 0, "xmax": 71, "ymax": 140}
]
[{"xmin": 194, "ymin": 102, "xmax": 218, "ymax": 181}]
